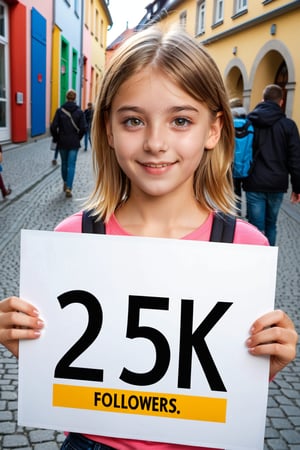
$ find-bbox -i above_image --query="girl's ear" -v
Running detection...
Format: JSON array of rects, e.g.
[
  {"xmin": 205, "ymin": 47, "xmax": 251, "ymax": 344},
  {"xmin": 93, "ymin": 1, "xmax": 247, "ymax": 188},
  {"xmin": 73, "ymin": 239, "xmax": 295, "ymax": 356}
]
[
  {"xmin": 104, "ymin": 112, "xmax": 114, "ymax": 148},
  {"xmin": 205, "ymin": 113, "xmax": 223, "ymax": 150}
]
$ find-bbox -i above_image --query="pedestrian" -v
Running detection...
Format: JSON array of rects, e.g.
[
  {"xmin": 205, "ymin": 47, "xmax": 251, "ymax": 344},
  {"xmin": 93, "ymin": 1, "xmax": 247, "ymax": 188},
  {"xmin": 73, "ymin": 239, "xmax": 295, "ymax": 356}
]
[
  {"xmin": 0, "ymin": 28, "xmax": 298, "ymax": 450},
  {"xmin": 83, "ymin": 102, "xmax": 94, "ymax": 151},
  {"xmin": 230, "ymin": 98, "xmax": 248, "ymax": 215},
  {"xmin": 243, "ymin": 84, "xmax": 300, "ymax": 245},
  {"xmin": 0, "ymin": 144, "xmax": 12, "ymax": 199},
  {"xmin": 50, "ymin": 89, "xmax": 87, "ymax": 198}
]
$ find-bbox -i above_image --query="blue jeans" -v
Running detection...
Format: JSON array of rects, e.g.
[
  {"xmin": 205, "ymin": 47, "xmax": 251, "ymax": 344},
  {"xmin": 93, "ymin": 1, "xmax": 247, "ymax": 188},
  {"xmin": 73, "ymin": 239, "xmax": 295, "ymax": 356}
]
[
  {"xmin": 246, "ymin": 191, "xmax": 284, "ymax": 246},
  {"xmin": 59, "ymin": 148, "xmax": 79, "ymax": 190},
  {"xmin": 61, "ymin": 433, "xmax": 116, "ymax": 450},
  {"xmin": 84, "ymin": 128, "xmax": 91, "ymax": 150}
]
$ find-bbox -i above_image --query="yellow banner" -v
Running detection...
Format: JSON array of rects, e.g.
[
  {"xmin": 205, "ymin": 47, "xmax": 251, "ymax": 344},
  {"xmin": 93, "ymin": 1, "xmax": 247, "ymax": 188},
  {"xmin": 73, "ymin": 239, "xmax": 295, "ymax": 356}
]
[{"xmin": 53, "ymin": 384, "xmax": 227, "ymax": 423}]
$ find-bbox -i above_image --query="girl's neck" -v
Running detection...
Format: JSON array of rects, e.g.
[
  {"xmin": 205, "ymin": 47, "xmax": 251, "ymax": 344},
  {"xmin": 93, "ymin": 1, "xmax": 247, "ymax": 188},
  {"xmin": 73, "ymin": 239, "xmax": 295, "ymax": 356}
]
[{"xmin": 115, "ymin": 192, "xmax": 209, "ymax": 239}]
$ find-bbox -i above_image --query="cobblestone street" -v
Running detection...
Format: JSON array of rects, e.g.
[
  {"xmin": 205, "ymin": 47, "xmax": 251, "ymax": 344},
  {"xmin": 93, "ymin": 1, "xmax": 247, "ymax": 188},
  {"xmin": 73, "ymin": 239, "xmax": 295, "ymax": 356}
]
[{"xmin": 0, "ymin": 138, "xmax": 299, "ymax": 449}]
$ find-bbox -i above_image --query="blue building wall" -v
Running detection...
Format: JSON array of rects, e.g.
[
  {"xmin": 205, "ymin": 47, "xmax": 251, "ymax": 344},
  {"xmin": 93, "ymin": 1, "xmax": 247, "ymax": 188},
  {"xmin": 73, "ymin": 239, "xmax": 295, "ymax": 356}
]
[{"xmin": 54, "ymin": 0, "xmax": 83, "ymax": 103}]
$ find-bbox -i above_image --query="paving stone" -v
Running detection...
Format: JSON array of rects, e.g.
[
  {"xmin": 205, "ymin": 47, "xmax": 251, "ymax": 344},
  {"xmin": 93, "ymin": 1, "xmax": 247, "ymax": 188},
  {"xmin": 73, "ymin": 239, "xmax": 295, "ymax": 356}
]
[
  {"xmin": 280, "ymin": 429, "xmax": 300, "ymax": 444},
  {"xmin": 2, "ymin": 434, "xmax": 29, "ymax": 447}
]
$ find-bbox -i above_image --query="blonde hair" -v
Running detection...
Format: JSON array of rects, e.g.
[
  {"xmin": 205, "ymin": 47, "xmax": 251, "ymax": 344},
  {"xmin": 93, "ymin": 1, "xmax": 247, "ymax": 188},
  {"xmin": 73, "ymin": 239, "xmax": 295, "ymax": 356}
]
[{"xmin": 88, "ymin": 26, "xmax": 235, "ymax": 221}]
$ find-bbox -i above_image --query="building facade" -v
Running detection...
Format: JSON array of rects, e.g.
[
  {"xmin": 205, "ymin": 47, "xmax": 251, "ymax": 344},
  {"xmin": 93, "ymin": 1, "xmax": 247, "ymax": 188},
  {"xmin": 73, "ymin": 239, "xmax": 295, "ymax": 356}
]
[
  {"xmin": 144, "ymin": 0, "xmax": 300, "ymax": 127},
  {"xmin": 0, "ymin": 1, "xmax": 53, "ymax": 142},
  {"xmin": 81, "ymin": 0, "xmax": 112, "ymax": 112},
  {"xmin": 1, "ymin": 0, "xmax": 111, "ymax": 145}
]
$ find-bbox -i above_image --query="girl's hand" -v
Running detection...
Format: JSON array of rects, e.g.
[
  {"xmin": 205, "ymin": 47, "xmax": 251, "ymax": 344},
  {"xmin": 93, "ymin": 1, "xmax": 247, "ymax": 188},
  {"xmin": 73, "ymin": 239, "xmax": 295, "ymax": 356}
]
[
  {"xmin": 246, "ymin": 309, "xmax": 298, "ymax": 379},
  {"xmin": 0, "ymin": 297, "xmax": 44, "ymax": 358}
]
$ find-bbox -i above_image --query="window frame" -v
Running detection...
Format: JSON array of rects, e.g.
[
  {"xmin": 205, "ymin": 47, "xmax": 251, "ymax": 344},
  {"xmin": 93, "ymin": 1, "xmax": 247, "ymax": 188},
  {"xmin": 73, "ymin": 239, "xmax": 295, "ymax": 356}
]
[
  {"xmin": 214, "ymin": 0, "xmax": 224, "ymax": 24},
  {"xmin": 235, "ymin": 0, "xmax": 247, "ymax": 14},
  {"xmin": 196, "ymin": 0, "xmax": 206, "ymax": 35}
]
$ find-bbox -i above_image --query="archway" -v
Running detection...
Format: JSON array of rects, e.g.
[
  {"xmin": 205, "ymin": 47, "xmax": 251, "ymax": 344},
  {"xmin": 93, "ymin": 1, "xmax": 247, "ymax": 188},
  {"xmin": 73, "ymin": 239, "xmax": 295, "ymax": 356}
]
[
  {"xmin": 225, "ymin": 58, "xmax": 250, "ymax": 112},
  {"xmin": 249, "ymin": 40, "xmax": 295, "ymax": 117}
]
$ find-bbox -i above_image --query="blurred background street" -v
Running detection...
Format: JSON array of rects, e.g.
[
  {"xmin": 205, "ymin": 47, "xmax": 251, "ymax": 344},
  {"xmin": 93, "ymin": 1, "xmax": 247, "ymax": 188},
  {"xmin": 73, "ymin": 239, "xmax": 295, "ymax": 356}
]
[{"xmin": 0, "ymin": 139, "xmax": 299, "ymax": 449}]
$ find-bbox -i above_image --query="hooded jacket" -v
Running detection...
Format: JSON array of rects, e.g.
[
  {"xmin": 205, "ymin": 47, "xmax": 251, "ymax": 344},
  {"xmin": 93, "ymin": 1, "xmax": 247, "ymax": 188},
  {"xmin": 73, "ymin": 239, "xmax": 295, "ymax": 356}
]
[
  {"xmin": 50, "ymin": 101, "xmax": 87, "ymax": 150},
  {"xmin": 243, "ymin": 100, "xmax": 300, "ymax": 194}
]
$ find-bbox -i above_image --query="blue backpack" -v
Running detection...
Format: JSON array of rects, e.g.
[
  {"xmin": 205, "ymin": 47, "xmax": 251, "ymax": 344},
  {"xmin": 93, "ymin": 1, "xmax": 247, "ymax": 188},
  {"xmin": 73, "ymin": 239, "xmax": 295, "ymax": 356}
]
[{"xmin": 232, "ymin": 118, "xmax": 254, "ymax": 178}]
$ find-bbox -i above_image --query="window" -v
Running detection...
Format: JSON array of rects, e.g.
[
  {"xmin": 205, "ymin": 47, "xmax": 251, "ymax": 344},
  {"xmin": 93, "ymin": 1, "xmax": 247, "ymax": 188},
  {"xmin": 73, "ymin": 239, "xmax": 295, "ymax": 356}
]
[
  {"xmin": 179, "ymin": 10, "xmax": 187, "ymax": 30},
  {"xmin": 95, "ymin": 9, "xmax": 99, "ymax": 41},
  {"xmin": 235, "ymin": 0, "xmax": 247, "ymax": 13},
  {"xmin": 74, "ymin": 0, "xmax": 79, "ymax": 17},
  {"xmin": 214, "ymin": 0, "xmax": 224, "ymax": 23},
  {"xmin": 0, "ymin": 3, "xmax": 6, "ymax": 37},
  {"xmin": 196, "ymin": 1, "xmax": 205, "ymax": 35},
  {"xmin": 90, "ymin": 0, "xmax": 94, "ymax": 35},
  {"xmin": 100, "ymin": 19, "xmax": 104, "ymax": 47}
]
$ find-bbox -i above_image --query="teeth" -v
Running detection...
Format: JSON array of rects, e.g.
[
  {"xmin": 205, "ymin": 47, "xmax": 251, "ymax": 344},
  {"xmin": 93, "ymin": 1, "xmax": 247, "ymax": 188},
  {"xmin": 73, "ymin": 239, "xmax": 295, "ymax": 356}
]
[{"xmin": 144, "ymin": 163, "xmax": 170, "ymax": 168}]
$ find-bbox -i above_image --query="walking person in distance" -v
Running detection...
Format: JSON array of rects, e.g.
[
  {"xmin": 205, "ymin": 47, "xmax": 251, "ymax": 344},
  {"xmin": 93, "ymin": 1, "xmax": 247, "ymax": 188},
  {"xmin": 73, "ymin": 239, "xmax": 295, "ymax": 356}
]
[
  {"xmin": 50, "ymin": 89, "xmax": 87, "ymax": 198},
  {"xmin": 83, "ymin": 102, "xmax": 94, "ymax": 151},
  {"xmin": 243, "ymin": 84, "xmax": 300, "ymax": 245}
]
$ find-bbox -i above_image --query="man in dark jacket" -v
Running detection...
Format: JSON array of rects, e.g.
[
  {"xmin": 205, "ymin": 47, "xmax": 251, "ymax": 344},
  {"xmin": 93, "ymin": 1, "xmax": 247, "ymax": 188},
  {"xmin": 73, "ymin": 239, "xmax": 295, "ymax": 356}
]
[
  {"xmin": 243, "ymin": 84, "xmax": 300, "ymax": 245},
  {"xmin": 50, "ymin": 89, "xmax": 87, "ymax": 198}
]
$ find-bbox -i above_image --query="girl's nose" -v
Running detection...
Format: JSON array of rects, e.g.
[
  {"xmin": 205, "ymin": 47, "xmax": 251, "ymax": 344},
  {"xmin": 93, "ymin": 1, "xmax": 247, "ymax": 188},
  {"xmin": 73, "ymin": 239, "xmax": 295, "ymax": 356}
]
[{"xmin": 143, "ymin": 127, "xmax": 169, "ymax": 153}]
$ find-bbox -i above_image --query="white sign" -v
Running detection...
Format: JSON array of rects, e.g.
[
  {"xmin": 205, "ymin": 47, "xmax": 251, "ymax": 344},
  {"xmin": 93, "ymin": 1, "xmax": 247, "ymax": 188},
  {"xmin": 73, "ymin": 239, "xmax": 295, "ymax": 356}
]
[{"xmin": 18, "ymin": 230, "xmax": 278, "ymax": 449}]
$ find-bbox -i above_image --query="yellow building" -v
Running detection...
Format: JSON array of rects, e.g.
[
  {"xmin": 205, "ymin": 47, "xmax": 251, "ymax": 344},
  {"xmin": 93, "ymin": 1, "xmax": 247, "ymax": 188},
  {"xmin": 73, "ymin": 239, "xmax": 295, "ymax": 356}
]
[
  {"xmin": 151, "ymin": 0, "xmax": 300, "ymax": 127},
  {"xmin": 82, "ymin": 0, "xmax": 112, "ymax": 109}
]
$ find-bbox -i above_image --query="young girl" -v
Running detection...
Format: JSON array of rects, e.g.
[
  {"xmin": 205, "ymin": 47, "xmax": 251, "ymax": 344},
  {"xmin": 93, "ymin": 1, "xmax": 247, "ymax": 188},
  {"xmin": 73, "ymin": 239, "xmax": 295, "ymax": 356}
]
[{"xmin": 0, "ymin": 27, "xmax": 297, "ymax": 450}]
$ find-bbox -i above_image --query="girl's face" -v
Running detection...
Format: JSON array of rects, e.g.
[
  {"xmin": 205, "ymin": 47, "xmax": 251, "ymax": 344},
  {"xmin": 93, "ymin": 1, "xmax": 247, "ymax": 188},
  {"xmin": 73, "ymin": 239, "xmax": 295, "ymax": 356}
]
[{"xmin": 105, "ymin": 67, "xmax": 222, "ymax": 200}]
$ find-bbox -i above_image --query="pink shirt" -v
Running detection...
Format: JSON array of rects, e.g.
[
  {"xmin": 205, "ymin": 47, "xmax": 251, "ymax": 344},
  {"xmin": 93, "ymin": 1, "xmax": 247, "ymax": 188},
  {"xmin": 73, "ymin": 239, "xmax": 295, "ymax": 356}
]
[{"xmin": 55, "ymin": 211, "xmax": 268, "ymax": 450}]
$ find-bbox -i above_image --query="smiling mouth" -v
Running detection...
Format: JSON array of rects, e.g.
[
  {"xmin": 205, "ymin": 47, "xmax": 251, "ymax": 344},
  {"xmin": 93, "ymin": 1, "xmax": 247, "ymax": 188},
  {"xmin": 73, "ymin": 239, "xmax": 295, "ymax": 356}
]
[{"xmin": 140, "ymin": 162, "xmax": 175, "ymax": 168}]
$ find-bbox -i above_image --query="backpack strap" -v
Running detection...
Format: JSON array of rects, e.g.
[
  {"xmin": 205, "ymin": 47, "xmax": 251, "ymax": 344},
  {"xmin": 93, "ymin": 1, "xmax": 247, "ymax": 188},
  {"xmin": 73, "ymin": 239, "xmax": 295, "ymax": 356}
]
[
  {"xmin": 82, "ymin": 209, "xmax": 236, "ymax": 243},
  {"xmin": 61, "ymin": 107, "xmax": 80, "ymax": 133},
  {"xmin": 209, "ymin": 212, "xmax": 236, "ymax": 243},
  {"xmin": 82, "ymin": 210, "xmax": 106, "ymax": 234}
]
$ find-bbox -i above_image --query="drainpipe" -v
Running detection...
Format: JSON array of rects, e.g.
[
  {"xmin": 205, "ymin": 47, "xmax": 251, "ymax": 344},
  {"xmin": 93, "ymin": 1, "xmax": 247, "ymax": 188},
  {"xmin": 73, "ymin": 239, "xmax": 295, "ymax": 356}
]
[{"xmin": 79, "ymin": 0, "xmax": 84, "ymax": 106}]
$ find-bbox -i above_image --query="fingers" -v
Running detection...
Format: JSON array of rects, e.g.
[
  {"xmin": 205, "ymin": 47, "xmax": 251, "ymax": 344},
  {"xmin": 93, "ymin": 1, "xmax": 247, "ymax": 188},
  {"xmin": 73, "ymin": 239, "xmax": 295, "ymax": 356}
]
[
  {"xmin": 0, "ymin": 296, "xmax": 43, "ymax": 334},
  {"xmin": 0, "ymin": 296, "xmax": 44, "ymax": 358},
  {"xmin": 249, "ymin": 309, "xmax": 296, "ymax": 334},
  {"xmin": 246, "ymin": 309, "xmax": 298, "ymax": 378},
  {"xmin": 0, "ymin": 296, "xmax": 39, "ymax": 317}
]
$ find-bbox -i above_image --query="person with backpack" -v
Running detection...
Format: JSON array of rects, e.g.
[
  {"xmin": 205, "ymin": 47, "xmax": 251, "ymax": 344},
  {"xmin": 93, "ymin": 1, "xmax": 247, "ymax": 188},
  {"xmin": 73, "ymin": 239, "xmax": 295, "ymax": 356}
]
[
  {"xmin": 243, "ymin": 84, "xmax": 300, "ymax": 245},
  {"xmin": 230, "ymin": 98, "xmax": 254, "ymax": 215},
  {"xmin": 50, "ymin": 89, "xmax": 87, "ymax": 198},
  {"xmin": 0, "ymin": 28, "xmax": 297, "ymax": 450}
]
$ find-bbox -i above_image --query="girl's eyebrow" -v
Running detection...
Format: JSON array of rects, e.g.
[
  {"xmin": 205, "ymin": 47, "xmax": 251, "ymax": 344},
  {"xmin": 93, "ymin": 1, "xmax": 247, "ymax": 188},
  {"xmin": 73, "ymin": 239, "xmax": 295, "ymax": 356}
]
[
  {"xmin": 116, "ymin": 106, "xmax": 143, "ymax": 114},
  {"xmin": 116, "ymin": 105, "xmax": 200, "ymax": 114}
]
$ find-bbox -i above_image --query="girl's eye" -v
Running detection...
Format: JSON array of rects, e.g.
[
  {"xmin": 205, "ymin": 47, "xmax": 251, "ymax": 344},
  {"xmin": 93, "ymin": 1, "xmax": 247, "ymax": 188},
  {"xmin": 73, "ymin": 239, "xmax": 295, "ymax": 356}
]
[
  {"xmin": 173, "ymin": 117, "xmax": 191, "ymax": 127},
  {"xmin": 124, "ymin": 117, "xmax": 143, "ymax": 127}
]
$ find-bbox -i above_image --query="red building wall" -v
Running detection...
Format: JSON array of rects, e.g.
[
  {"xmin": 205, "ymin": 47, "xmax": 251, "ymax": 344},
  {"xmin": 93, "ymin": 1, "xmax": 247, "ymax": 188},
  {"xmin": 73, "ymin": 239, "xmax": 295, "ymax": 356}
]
[{"xmin": 9, "ymin": 3, "xmax": 27, "ymax": 142}]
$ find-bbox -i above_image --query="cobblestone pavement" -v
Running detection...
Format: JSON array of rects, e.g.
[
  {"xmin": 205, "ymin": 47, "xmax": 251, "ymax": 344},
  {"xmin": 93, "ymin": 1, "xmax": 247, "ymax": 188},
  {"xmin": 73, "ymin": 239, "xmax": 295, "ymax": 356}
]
[{"xmin": 0, "ymin": 138, "xmax": 299, "ymax": 449}]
